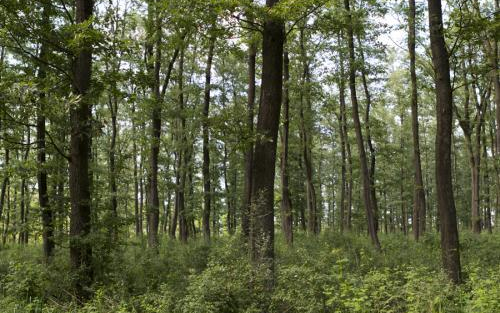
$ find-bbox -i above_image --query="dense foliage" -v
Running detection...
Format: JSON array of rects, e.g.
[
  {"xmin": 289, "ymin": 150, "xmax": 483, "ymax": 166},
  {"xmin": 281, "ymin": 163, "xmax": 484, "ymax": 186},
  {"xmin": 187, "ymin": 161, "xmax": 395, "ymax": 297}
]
[{"xmin": 1, "ymin": 232, "xmax": 499, "ymax": 313}]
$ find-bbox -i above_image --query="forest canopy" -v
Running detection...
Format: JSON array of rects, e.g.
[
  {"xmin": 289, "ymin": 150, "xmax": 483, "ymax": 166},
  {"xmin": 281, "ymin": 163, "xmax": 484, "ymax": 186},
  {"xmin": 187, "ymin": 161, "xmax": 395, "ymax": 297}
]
[{"xmin": 0, "ymin": 0, "xmax": 499, "ymax": 312}]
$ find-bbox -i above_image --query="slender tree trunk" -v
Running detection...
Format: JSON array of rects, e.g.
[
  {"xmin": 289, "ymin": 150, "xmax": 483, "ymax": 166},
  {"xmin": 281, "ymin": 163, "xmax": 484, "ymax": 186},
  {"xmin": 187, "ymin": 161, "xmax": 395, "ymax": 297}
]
[
  {"xmin": 428, "ymin": 0, "xmax": 461, "ymax": 284},
  {"xmin": 132, "ymin": 103, "xmax": 141, "ymax": 237},
  {"xmin": 69, "ymin": 0, "xmax": 94, "ymax": 298},
  {"xmin": 357, "ymin": 36, "xmax": 379, "ymax": 234},
  {"xmin": 20, "ymin": 126, "xmax": 30, "ymax": 244},
  {"xmin": 299, "ymin": 29, "xmax": 318, "ymax": 235},
  {"xmin": 281, "ymin": 49, "xmax": 293, "ymax": 245},
  {"xmin": 344, "ymin": 0, "xmax": 380, "ymax": 249},
  {"xmin": 409, "ymin": 0, "xmax": 427, "ymax": 241},
  {"xmin": 242, "ymin": 39, "xmax": 256, "ymax": 238},
  {"xmin": 108, "ymin": 86, "xmax": 118, "ymax": 239},
  {"xmin": 37, "ymin": 0, "xmax": 55, "ymax": 259},
  {"xmin": 202, "ymin": 35, "xmax": 216, "ymax": 242},
  {"xmin": 145, "ymin": 0, "xmax": 162, "ymax": 249},
  {"xmin": 249, "ymin": 0, "xmax": 284, "ymax": 296},
  {"xmin": 177, "ymin": 47, "xmax": 188, "ymax": 243},
  {"xmin": 337, "ymin": 38, "xmax": 347, "ymax": 233}
]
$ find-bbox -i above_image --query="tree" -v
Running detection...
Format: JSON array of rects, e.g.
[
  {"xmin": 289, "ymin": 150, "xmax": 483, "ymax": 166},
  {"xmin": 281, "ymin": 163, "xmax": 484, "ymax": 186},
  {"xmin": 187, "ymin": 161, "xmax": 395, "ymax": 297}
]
[
  {"xmin": 249, "ymin": 0, "xmax": 284, "ymax": 294},
  {"xmin": 344, "ymin": 0, "xmax": 380, "ymax": 249},
  {"xmin": 69, "ymin": 0, "xmax": 95, "ymax": 298},
  {"xmin": 427, "ymin": 0, "xmax": 461, "ymax": 284},
  {"xmin": 408, "ymin": 0, "xmax": 426, "ymax": 240}
]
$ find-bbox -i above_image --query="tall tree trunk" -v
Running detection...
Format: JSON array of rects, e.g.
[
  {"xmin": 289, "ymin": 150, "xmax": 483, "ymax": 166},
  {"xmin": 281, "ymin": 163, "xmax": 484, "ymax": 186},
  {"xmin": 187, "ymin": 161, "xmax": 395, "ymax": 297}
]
[
  {"xmin": 400, "ymin": 109, "xmax": 407, "ymax": 235},
  {"xmin": 344, "ymin": 0, "xmax": 380, "ymax": 249},
  {"xmin": 299, "ymin": 28, "xmax": 318, "ymax": 235},
  {"xmin": 108, "ymin": 83, "xmax": 119, "ymax": 240},
  {"xmin": 337, "ymin": 36, "xmax": 347, "ymax": 233},
  {"xmin": 132, "ymin": 103, "xmax": 141, "ymax": 237},
  {"xmin": 145, "ymin": 0, "xmax": 161, "ymax": 249},
  {"xmin": 38, "ymin": 0, "xmax": 54, "ymax": 259},
  {"xmin": 281, "ymin": 49, "xmax": 293, "ymax": 245},
  {"xmin": 69, "ymin": 0, "xmax": 94, "ymax": 298},
  {"xmin": 357, "ymin": 36, "xmax": 379, "ymax": 234},
  {"xmin": 177, "ymin": 47, "xmax": 188, "ymax": 243},
  {"xmin": 428, "ymin": 0, "xmax": 461, "ymax": 284},
  {"xmin": 20, "ymin": 126, "xmax": 30, "ymax": 244},
  {"xmin": 202, "ymin": 34, "xmax": 216, "ymax": 242},
  {"xmin": 249, "ymin": 0, "xmax": 284, "ymax": 295},
  {"xmin": 409, "ymin": 0, "xmax": 427, "ymax": 241},
  {"xmin": 242, "ymin": 38, "xmax": 257, "ymax": 238}
]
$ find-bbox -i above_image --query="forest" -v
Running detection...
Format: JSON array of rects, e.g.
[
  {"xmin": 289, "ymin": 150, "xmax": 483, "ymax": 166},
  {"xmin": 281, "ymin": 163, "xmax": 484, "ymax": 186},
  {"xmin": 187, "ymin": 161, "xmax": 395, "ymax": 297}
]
[{"xmin": 0, "ymin": 0, "xmax": 499, "ymax": 312}]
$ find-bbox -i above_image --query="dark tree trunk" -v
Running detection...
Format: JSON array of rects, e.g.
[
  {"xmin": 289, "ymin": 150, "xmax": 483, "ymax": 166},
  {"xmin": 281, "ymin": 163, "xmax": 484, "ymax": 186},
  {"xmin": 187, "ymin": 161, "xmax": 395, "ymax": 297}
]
[
  {"xmin": 249, "ymin": 0, "xmax": 284, "ymax": 295},
  {"xmin": 242, "ymin": 40, "xmax": 256, "ymax": 238},
  {"xmin": 357, "ymin": 37, "xmax": 379, "ymax": 234},
  {"xmin": 37, "ymin": 0, "xmax": 54, "ymax": 260},
  {"xmin": 409, "ymin": 0, "xmax": 427, "ymax": 241},
  {"xmin": 145, "ymin": 0, "xmax": 161, "ymax": 249},
  {"xmin": 19, "ymin": 125, "xmax": 31, "ymax": 245},
  {"xmin": 344, "ymin": 0, "xmax": 380, "ymax": 249},
  {"xmin": 428, "ymin": 0, "xmax": 461, "ymax": 284},
  {"xmin": 108, "ymin": 84, "xmax": 118, "ymax": 240},
  {"xmin": 281, "ymin": 49, "xmax": 293, "ymax": 245},
  {"xmin": 202, "ymin": 35, "xmax": 216, "ymax": 242},
  {"xmin": 69, "ymin": 0, "xmax": 94, "ymax": 298}
]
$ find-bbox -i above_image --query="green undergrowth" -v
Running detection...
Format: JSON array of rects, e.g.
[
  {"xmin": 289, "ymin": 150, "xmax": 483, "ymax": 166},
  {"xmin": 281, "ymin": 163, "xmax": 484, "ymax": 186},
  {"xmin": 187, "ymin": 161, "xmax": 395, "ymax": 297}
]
[{"xmin": 1, "ymin": 231, "xmax": 499, "ymax": 313}]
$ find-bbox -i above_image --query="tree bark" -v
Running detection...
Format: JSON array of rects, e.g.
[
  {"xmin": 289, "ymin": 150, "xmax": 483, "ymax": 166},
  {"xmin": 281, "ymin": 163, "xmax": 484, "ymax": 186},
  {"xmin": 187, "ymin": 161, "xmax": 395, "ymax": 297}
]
[
  {"xmin": 249, "ymin": 0, "xmax": 284, "ymax": 295},
  {"xmin": 428, "ymin": 0, "xmax": 461, "ymax": 284},
  {"xmin": 409, "ymin": 0, "xmax": 427, "ymax": 241},
  {"xmin": 299, "ymin": 28, "xmax": 318, "ymax": 235},
  {"xmin": 202, "ymin": 34, "xmax": 216, "ymax": 242},
  {"xmin": 69, "ymin": 0, "xmax": 94, "ymax": 298},
  {"xmin": 338, "ymin": 34, "xmax": 347, "ymax": 233},
  {"xmin": 357, "ymin": 36, "xmax": 379, "ymax": 234},
  {"xmin": 344, "ymin": 0, "xmax": 380, "ymax": 249},
  {"xmin": 242, "ymin": 38, "xmax": 257, "ymax": 238},
  {"xmin": 281, "ymin": 49, "xmax": 293, "ymax": 245}
]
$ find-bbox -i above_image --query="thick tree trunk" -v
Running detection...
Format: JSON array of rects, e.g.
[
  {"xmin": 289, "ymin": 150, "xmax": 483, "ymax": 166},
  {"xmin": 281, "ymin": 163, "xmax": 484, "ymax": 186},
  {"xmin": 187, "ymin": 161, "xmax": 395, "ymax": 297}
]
[
  {"xmin": 428, "ymin": 0, "xmax": 461, "ymax": 284},
  {"xmin": 202, "ymin": 35, "xmax": 215, "ymax": 242},
  {"xmin": 249, "ymin": 0, "xmax": 284, "ymax": 295},
  {"xmin": 281, "ymin": 50, "xmax": 293, "ymax": 245},
  {"xmin": 409, "ymin": 0, "xmax": 427, "ymax": 241},
  {"xmin": 344, "ymin": 0, "xmax": 380, "ymax": 249},
  {"xmin": 145, "ymin": 0, "xmax": 161, "ymax": 249},
  {"xmin": 69, "ymin": 0, "xmax": 94, "ymax": 298}
]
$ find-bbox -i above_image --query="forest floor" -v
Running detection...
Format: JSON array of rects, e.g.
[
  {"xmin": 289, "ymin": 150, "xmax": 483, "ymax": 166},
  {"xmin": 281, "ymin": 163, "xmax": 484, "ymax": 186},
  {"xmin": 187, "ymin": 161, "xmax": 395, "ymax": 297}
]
[{"xmin": 1, "ymin": 231, "xmax": 499, "ymax": 313}]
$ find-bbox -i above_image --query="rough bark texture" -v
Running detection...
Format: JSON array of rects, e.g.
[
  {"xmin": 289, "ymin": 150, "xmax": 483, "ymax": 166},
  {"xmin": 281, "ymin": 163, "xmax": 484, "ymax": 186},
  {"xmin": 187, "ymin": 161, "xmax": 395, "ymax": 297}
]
[
  {"xmin": 69, "ymin": 0, "xmax": 94, "ymax": 299},
  {"xmin": 428, "ymin": 0, "xmax": 461, "ymax": 284},
  {"xmin": 344, "ymin": 0, "xmax": 380, "ymax": 249},
  {"xmin": 202, "ymin": 35, "xmax": 215, "ymax": 242},
  {"xmin": 409, "ymin": 0, "xmax": 427, "ymax": 241},
  {"xmin": 249, "ymin": 0, "xmax": 284, "ymax": 294},
  {"xmin": 281, "ymin": 49, "xmax": 293, "ymax": 245}
]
